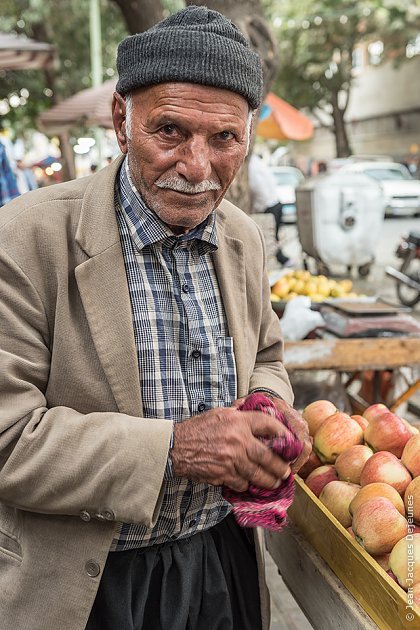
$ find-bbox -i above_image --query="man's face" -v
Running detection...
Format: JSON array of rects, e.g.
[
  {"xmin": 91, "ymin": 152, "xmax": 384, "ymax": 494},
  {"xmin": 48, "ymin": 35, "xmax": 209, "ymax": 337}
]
[{"xmin": 112, "ymin": 83, "xmax": 251, "ymax": 234}]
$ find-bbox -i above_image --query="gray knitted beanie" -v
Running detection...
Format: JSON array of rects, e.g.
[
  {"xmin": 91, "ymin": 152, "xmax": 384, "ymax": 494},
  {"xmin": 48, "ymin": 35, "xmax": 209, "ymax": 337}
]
[{"xmin": 116, "ymin": 5, "xmax": 263, "ymax": 110}]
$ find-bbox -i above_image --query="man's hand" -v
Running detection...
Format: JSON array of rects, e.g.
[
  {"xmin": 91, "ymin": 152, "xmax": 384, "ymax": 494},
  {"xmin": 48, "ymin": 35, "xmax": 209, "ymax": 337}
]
[
  {"xmin": 170, "ymin": 407, "xmax": 293, "ymax": 492},
  {"xmin": 231, "ymin": 395, "xmax": 312, "ymax": 474},
  {"xmin": 268, "ymin": 398, "xmax": 312, "ymax": 473}
]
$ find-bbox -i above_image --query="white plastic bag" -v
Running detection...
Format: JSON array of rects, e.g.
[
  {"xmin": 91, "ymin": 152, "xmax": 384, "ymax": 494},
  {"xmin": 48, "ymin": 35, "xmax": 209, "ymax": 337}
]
[{"xmin": 280, "ymin": 296, "xmax": 325, "ymax": 341}]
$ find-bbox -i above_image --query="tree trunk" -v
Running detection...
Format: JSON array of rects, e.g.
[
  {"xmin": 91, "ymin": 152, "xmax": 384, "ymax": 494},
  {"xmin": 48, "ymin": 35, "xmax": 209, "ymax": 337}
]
[
  {"xmin": 331, "ymin": 92, "xmax": 352, "ymax": 158},
  {"xmin": 111, "ymin": 0, "xmax": 164, "ymax": 34}
]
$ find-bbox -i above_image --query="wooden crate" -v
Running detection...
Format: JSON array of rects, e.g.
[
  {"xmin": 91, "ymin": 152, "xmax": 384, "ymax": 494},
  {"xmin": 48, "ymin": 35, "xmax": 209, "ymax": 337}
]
[{"xmin": 286, "ymin": 475, "xmax": 419, "ymax": 630}]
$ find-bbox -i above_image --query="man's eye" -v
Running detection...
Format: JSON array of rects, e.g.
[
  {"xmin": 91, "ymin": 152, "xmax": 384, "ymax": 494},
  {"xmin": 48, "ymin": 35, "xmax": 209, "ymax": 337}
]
[
  {"xmin": 160, "ymin": 124, "xmax": 177, "ymax": 135},
  {"xmin": 217, "ymin": 131, "xmax": 235, "ymax": 141}
]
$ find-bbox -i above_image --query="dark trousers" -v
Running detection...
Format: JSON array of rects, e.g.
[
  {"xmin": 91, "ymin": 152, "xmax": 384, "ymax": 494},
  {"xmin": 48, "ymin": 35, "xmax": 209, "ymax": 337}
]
[
  {"xmin": 85, "ymin": 514, "xmax": 262, "ymax": 630},
  {"xmin": 265, "ymin": 202, "xmax": 289, "ymax": 265},
  {"xmin": 264, "ymin": 201, "xmax": 284, "ymax": 241}
]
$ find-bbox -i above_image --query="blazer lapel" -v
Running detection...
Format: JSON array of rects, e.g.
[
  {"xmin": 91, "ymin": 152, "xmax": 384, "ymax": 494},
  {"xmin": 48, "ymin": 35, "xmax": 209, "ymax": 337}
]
[
  {"xmin": 75, "ymin": 158, "xmax": 143, "ymax": 417},
  {"xmin": 213, "ymin": 202, "xmax": 248, "ymax": 396}
]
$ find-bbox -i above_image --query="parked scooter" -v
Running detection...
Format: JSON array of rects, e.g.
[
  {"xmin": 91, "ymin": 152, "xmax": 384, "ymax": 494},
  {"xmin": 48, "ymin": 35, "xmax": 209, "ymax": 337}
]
[{"xmin": 386, "ymin": 232, "xmax": 420, "ymax": 307}]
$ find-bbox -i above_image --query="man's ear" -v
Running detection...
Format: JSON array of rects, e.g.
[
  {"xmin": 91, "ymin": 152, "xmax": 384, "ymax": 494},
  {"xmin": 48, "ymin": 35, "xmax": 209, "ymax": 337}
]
[{"xmin": 112, "ymin": 92, "xmax": 128, "ymax": 154}]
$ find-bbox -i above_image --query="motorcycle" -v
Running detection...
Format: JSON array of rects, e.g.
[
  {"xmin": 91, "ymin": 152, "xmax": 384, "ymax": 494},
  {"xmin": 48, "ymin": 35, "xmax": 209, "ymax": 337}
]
[{"xmin": 386, "ymin": 231, "xmax": 420, "ymax": 307}]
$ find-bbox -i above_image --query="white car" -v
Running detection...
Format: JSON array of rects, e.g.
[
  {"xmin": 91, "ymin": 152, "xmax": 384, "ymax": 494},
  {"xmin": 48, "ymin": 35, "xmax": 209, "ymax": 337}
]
[
  {"xmin": 340, "ymin": 161, "xmax": 420, "ymax": 217},
  {"xmin": 269, "ymin": 166, "xmax": 305, "ymax": 223}
]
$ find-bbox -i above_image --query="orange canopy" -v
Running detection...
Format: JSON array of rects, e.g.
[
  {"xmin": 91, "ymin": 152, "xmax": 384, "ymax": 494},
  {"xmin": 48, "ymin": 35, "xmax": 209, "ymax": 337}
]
[{"xmin": 256, "ymin": 92, "xmax": 313, "ymax": 141}]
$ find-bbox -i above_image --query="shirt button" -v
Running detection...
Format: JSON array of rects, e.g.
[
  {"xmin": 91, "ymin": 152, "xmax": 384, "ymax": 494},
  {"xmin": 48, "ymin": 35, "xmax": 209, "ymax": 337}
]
[
  {"xmin": 182, "ymin": 283, "xmax": 190, "ymax": 293},
  {"xmin": 85, "ymin": 559, "xmax": 101, "ymax": 578},
  {"xmin": 80, "ymin": 510, "xmax": 91, "ymax": 522},
  {"xmin": 197, "ymin": 402, "xmax": 206, "ymax": 412},
  {"xmin": 191, "ymin": 349, "xmax": 201, "ymax": 359}
]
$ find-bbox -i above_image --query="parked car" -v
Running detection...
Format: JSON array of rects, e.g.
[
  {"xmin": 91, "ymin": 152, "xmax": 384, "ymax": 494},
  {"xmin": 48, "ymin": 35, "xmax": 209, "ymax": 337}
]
[
  {"xmin": 340, "ymin": 161, "xmax": 420, "ymax": 217},
  {"xmin": 269, "ymin": 166, "xmax": 305, "ymax": 223}
]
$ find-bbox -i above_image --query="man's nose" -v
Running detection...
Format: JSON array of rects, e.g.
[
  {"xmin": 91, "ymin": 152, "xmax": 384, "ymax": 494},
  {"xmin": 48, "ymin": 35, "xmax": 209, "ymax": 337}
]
[{"xmin": 175, "ymin": 137, "xmax": 212, "ymax": 183}]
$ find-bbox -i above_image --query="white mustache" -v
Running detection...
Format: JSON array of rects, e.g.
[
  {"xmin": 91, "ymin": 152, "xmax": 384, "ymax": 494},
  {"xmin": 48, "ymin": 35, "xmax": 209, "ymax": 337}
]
[{"xmin": 155, "ymin": 175, "xmax": 221, "ymax": 194}]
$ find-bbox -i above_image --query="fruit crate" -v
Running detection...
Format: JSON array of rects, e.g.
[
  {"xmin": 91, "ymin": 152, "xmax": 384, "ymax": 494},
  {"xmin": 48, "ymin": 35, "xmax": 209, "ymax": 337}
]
[{"xmin": 285, "ymin": 475, "xmax": 418, "ymax": 630}]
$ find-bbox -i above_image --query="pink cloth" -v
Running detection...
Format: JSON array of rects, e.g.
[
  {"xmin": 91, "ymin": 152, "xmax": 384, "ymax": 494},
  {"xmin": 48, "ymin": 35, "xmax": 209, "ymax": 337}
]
[{"xmin": 222, "ymin": 393, "xmax": 303, "ymax": 530}]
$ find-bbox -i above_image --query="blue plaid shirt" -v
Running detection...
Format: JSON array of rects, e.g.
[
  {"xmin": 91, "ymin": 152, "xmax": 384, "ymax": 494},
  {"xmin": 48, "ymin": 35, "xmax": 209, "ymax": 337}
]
[{"xmin": 111, "ymin": 160, "xmax": 237, "ymax": 550}]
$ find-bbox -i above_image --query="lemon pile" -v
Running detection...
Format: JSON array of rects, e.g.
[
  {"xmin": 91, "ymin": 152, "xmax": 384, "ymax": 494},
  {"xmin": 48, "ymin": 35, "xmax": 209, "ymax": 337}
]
[{"xmin": 270, "ymin": 269, "xmax": 360, "ymax": 302}]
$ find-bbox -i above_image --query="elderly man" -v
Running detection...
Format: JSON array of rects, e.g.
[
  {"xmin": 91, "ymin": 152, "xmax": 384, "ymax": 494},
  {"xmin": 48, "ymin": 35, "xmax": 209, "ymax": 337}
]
[{"xmin": 0, "ymin": 6, "xmax": 310, "ymax": 630}]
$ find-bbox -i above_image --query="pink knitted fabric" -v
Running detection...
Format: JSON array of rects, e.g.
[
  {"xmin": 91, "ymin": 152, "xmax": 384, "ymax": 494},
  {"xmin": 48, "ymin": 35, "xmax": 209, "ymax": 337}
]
[{"xmin": 222, "ymin": 393, "xmax": 303, "ymax": 530}]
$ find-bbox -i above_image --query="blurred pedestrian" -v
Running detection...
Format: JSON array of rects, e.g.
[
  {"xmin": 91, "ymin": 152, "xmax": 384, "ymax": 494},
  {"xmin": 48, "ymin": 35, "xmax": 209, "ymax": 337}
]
[
  {"xmin": 0, "ymin": 140, "xmax": 19, "ymax": 207},
  {"xmin": 248, "ymin": 153, "xmax": 292, "ymax": 266},
  {"xmin": 15, "ymin": 159, "xmax": 38, "ymax": 193}
]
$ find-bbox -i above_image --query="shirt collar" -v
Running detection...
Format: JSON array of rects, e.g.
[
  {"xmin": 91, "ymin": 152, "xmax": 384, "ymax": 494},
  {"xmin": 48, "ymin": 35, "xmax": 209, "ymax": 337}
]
[{"xmin": 117, "ymin": 158, "xmax": 218, "ymax": 253}]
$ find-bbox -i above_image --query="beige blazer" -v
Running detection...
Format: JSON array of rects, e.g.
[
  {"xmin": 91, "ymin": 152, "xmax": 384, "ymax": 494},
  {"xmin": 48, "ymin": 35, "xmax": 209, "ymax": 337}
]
[{"xmin": 0, "ymin": 157, "xmax": 292, "ymax": 630}]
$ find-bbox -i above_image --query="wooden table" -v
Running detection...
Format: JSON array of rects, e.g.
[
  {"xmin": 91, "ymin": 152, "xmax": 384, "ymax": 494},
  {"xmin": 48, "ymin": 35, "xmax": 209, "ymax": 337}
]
[{"xmin": 283, "ymin": 337, "xmax": 420, "ymax": 412}]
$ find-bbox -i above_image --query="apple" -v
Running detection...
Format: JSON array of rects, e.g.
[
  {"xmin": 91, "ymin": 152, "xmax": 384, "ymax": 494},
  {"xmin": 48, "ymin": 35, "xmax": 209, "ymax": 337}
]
[
  {"xmin": 387, "ymin": 569, "xmax": 398, "ymax": 583},
  {"xmin": 364, "ymin": 410, "xmax": 412, "ymax": 458},
  {"xmin": 401, "ymin": 417, "xmax": 419, "ymax": 436},
  {"xmin": 389, "ymin": 533, "xmax": 420, "ymax": 590},
  {"xmin": 335, "ymin": 445, "xmax": 374, "ymax": 484},
  {"xmin": 351, "ymin": 414, "xmax": 369, "ymax": 432},
  {"xmin": 319, "ymin": 480, "xmax": 360, "ymax": 528},
  {"xmin": 363, "ymin": 403, "xmax": 388, "ymax": 423},
  {"xmin": 314, "ymin": 412, "xmax": 363, "ymax": 464},
  {"xmin": 401, "ymin": 434, "xmax": 420, "ymax": 478},
  {"xmin": 347, "ymin": 527, "xmax": 356, "ymax": 539},
  {"xmin": 349, "ymin": 482, "xmax": 405, "ymax": 517},
  {"xmin": 305, "ymin": 465, "xmax": 338, "ymax": 498},
  {"xmin": 404, "ymin": 477, "xmax": 420, "ymax": 525},
  {"xmin": 297, "ymin": 449, "xmax": 322, "ymax": 479},
  {"xmin": 372, "ymin": 552, "xmax": 391, "ymax": 572},
  {"xmin": 414, "ymin": 582, "xmax": 420, "ymax": 608},
  {"xmin": 360, "ymin": 451, "xmax": 412, "ymax": 496},
  {"xmin": 302, "ymin": 400, "xmax": 337, "ymax": 437},
  {"xmin": 352, "ymin": 497, "xmax": 408, "ymax": 555}
]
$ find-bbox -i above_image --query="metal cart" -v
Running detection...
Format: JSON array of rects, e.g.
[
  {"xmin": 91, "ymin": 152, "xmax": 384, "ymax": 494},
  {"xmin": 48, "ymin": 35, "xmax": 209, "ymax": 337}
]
[{"xmin": 296, "ymin": 172, "xmax": 384, "ymax": 276}]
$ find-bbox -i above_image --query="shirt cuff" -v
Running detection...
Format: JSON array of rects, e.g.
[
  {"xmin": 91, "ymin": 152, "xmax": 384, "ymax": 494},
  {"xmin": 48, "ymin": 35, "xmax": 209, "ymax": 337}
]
[
  {"xmin": 249, "ymin": 387, "xmax": 282, "ymax": 401},
  {"xmin": 164, "ymin": 422, "xmax": 175, "ymax": 480}
]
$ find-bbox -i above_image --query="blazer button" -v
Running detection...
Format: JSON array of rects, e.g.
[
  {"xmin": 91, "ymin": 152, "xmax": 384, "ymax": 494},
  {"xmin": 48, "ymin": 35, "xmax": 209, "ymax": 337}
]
[
  {"xmin": 102, "ymin": 508, "xmax": 115, "ymax": 521},
  {"xmin": 80, "ymin": 510, "xmax": 91, "ymax": 522},
  {"xmin": 85, "ymin": 559, "xmax": 101, "ymax": 578},
  {"xmin": 94, "ymin": 513, "xmax": 106, "ymax": 521}
]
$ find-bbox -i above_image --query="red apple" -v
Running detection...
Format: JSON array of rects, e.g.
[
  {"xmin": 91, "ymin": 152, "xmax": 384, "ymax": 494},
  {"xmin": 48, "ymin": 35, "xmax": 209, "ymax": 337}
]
[
  {"xmin": 404, "ymin": 477, "xmax": 420, "ymax": 525},
  {"xmin": 360, "ymin": 451, "xmax": 412, "ymax": 496},
  {"xmin": 363, "ymin": 403, "xmax": 388, "ymax": 423},
  {"xmin": 351, "ymin": 414, "xmax": 369, "ymax": 432},
  {"xmin": 352, "ymin": 497, "xmax": 408, "ymax": 555},
  {"xmin": 364, "ymin": 410, "xmax": 412, "ymax": 458},
  {"xmin": 335, "ymin": 445, "xmax": 374, "ymax": 484},
  {"xmin": 314, "ymin": 412, "xmax": 363, "ymax": 464},
  {"xmin": 401, "ymin": 434, "xmax": 420, "ymax": 478},
  {"xmin": 302, "ymin": 399, "xmax": 337, "ymax": 437},
  {"xmin": 400, "ymin": 417, "xmax": 419, "ymax": 436},
  {"xmin": 319, "ymin": 480, "xmax": 360, "ymax": 528},
  {"xmin": 297, "ymin": 449, "xmax": 322, "ymax": 479},
  {"xmin": 389, "ymin": 533, "xmax": 420, "ymax": 590},
  {"xmin": 414, "ymin": 582, "xmax": 420, "ymax": 607},
  {"xmin": 349, "ymin": 482, "xmax": 405, "ymax": 516},
  {"xmin": 372, "ymin": 552, "xmax": 391, "ymax": 572},
  {"xmin": 305, "ymin": 465, "xmax": 338, "ymax": 498},
  {"xmin": 387, "ymin": 569, "xmax": 398, "ymax": 583}
]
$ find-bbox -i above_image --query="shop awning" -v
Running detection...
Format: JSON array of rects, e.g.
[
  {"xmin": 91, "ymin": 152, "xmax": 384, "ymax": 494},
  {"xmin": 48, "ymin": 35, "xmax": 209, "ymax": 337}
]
[
  {"xmin": 0, "ymin": 32, "xmax": 56, "ymax": 71},
  {"xmin": 256, "ymin": 92, "xmax": 314, "ymax": 141},
  {"xmin": 38, "ymin": 79, "xmax": 116, "ymax": 134}
]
